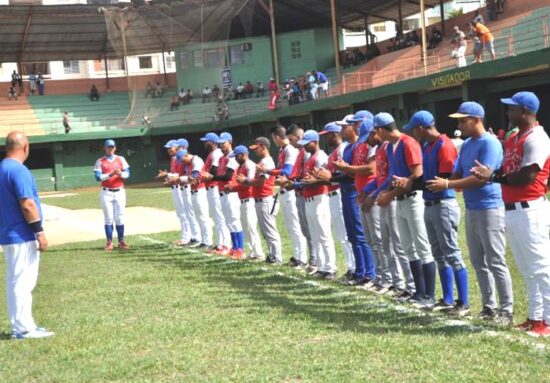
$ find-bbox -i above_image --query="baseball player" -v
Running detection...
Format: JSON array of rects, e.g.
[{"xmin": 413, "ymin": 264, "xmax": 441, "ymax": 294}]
[
  {"xmin": 259, "ymin": 126, "xmax": 308, "ymax": 268},
  {"xmin": 200, "ymin": 132, "xmax": 231, "ymax": 254},
  {"xmin": 201, "ymin": 132, "xmax": 244, "ymax": 257},
  {"xmin": 175, "ymin": 138, "xmax": 200, "ymax": 246},
  {"xmin": 401, "ymin": 110, "xmax": 470, "ymax": 316},
  {"xmin": 241, "ymin": 137, "xmax": 283, "ymax": 263},
  {"xmin": 227, "ymin": 145, "xmax": 265, "ymax": 260},
  {"xmin": 319, "ymin": 121, "xmax": 355, "ymax": 280},
  {"xmin": 373, "ymin": 113, "xmax": 436, "ymax": 309},
  {"xmin": 471, "ymin": 92, "xmax": 549, "ymax": 336},
  {"xmin": 93, "ymin": 139, "xmax": 130, "ymax": 251},
  {"xmin": 296, "ymin": 130, "xmax": 337, "ymax": 279},
  {"xmin": 427, "ymin": 101, "xmax": 513, "ymax": 324}
]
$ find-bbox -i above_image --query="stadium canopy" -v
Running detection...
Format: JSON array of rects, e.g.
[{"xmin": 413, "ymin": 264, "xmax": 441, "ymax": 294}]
[{"xmin": 0, "ymin": 0, "xmax": 441, "ymax": 62}]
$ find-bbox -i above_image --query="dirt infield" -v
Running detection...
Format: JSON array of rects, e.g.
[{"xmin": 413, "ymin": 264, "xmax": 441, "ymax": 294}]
[{"xmin": 42, "ymin": 204, "xmax": 180, "ymax": 246}]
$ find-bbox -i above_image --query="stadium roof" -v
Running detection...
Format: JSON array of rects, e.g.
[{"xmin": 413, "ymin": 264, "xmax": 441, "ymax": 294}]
[{"xmin": 0, "ymin": 0, "xmax": 441, "ymax": 62}]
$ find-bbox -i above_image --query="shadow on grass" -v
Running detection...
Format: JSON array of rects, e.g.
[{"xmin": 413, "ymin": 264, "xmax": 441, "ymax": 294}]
[
  {"xmin": 0, "ymin": 332, "xmax": 13, "ymax": 341},
  {"xmin": 112, "ymin": 245, "xmax": 489, "ymax": 338}
]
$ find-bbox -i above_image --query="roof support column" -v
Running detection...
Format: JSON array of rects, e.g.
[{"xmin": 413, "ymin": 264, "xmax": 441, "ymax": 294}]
[
  {"xmin": 104, "ymin": 55, "xmax": 110, "ymax": 91},
  {"xmin": 440, "ymin": 0, "xmax": 445, "ymax": 36},
  {"xmin": 420, "ymin": 0, "xmax": 428, "ymax": 75},
  {"xmin": 119, "ymin": 11, "xmax": 131, "ymax": 107},
  {"xmin": 162, "ymin": 49, "xmax": 168, "ymax": 85},
  {"xmin": 364, "ymin": 16, "xmax": 369, "ymax": 47},
  {"xmin": 330, "ymin": 0, "xmax": 341, "ymax": 87},
  {"xmin": 269, "ymin": 0, "xmax": 280, "ymax": 87},
  {"xmin": 397, "ymin": 0, "xmax": 403, "ymax": 34}
]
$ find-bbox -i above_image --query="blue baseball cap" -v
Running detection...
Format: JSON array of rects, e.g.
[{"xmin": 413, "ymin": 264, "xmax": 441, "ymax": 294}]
[
  {"xmin": 449, "ymin": 101, "xmax": 485, "ymax": 119},
  {"xmin": 373, "ymin": 112, "xmax": 395, "ymax": 128},
  {"xmin": 200, "ymin": 132, "xmax": 219, "ymax": 142},
  {"xmin": 297, "ymin": 130, "xmax": 320, "ymax": 146},
  {"xmin": 358, "ymin": 118, "xmax": 374, "ymax": 144},
  {"xmin": 229, "ymin": 145, "xmax": 248, "ymax": 157},
  {"xmin": 501, "ymin": 91, "xmax": 540, "ymax": 113},
  {"xmin": 175, "ymin": 148, "xmax": 187, "ymax": 162},
  {"xmin": 176, "ymin": 138, "xmax": 189, "ymax": 148},
  {"xmin": 346, "ymin": 110, "xmax": 374, "ymax": 123},
  {"xmin": 104, "ymin": 139, "xmax": 116, "ymax": 147},
  {"xmin": 164, "ymin": 139, "xmax": 177, "ymax": 148},
  {"xmin": 403, "ymin": 110, "xmax": 435, "ymax": 132},
  {"xmin": 319, "ymin": 122, "xmax": 342, "ymax": 135},
  {"xmin": 217, "ymin": 132, "xmax": 233, "ymax": 144}
]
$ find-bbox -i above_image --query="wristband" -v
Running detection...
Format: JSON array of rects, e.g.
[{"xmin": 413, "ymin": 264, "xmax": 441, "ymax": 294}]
[
  {"xmin": 492, "ymin": 173, "xmax": 509, "ymax": 185},
  {"xmin": 28, "ymin": 220, "xmax": 44, "ymax": 234}
]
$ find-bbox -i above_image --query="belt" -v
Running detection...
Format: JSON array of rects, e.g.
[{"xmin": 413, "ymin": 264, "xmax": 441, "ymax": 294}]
[
  {"xmin": 328, "ymin": 191, "xmax": 338, "ymax": 197},
  {"xmin": 241, "ymin": 198, "xmax": 250, "ymax": 203},
  {"xmin": 424, "ymin": 200, "xmax": 441, "ymax": 207},
  {"xmin": 183, "ymin": 185, "xmax": 189, "ymax": 189},
  {"xmin": 207, "ymin": 186, "xmax": 216, "ymax": 190},
  {"xmin": 255, "ymin": 198, "xmax": 265, "ymax": 202},
  {"xmin": 280, "ymin": 189, "xmax": 286, "ymax": 194},
  {"xmin": 305, "ymin": 194, "xmax": 325, "ymax": 202},
  {"xmin": 505, "ymin": 201, "xmax": 530, "ymax": 211},
  {"xmin": 219, "ymin": 192, "xmax": 226, "ymax": 197},
  {"xmin": 103, "ymin": 188, "xmax": 121, "ymax": 192},
  {"xmin": 396, "ymin": 191, "xmax": 417, "ymax": 201},
  {"xmin": 191, "ymin": 189, "xmax": 199, "ymax": 194},
  {"xmin": 171, "ymin": 185, "xmax": 178, "ymax": 189}
]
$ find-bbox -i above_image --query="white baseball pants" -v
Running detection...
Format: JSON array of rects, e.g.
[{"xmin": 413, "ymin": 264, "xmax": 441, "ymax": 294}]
[
  {"xmin": 171, "ymin": 186, "xmax": 189, "ymax": 242},
  {"xmin": 3, "ymin": 241, "xmax": 40, "ymax": 333},
  {"xmin": 181, "ymin": 186, "xmax": 200, "ymax": 241},
  {"xmin": 280, "ymin": 190, "xmax": 308, "ymax": 264},
  {"xmin": 100, "ymin": 188, "xmax": 125, "ymax": 226},
  {"xmin": 305, "ymin": 194, "xmax": 336, "ymax": 273},
  {"xmin": 506, "ymin": 197, "xmax": 550, "ymax": 322},
  {"xmin": 191, "ymin": 188, "xmax": 213, "ymax": 246},
  {"xmin": 207, "ymin": 186, "xmax": 230, "ymax": 248},
  {"xmin": 328, "ymin": 190, "xmax": 355, "ymax": 272},
  {"xmin": 240, "ymin": 198, "xmax": 264, "ymax": 258},
  {"xmin": 220, "ymin": 192, "xmax": 242, "ymax": 233}
]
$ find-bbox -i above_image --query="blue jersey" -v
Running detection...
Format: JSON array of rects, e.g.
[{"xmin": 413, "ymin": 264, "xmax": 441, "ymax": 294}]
[
  {"xmin": 317, "ymin": 72, "xmax": 328, "ymax": 83},
  {"xmin": 455, "ymin": 133, "xmax": 503, "ymax": 210},
  {"xmin": 423, "ymin": 135, "xmax": 457, "ymax": 201},
  {"xmin": 0, "ymin": 158, "xmax": 42, "ymax": 245},
  {"xmin": 387, "ymin": 134, "xmax": 423, "ymax": 178}
]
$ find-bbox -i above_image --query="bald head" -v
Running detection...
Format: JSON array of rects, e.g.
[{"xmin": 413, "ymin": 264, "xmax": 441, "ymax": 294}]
[{"xmin": 5, "ymin": 131, "xmax": 29, "ymax": 161}]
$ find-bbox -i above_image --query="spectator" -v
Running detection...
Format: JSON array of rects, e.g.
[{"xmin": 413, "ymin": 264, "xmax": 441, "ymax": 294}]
[
  {"xmin": 144, "ymin": 82, "xmax": 154, "ymax": 98},
  {"xmin": 178, "ymin": 88, "xmax": 186, "ymax": 104},
  {"xmin": 11, "ymin": 70, "xmax": 22, "ymax": 96},
  {"xmin": 487, "ymin": 0, "xmax": 496, "ymax": 21},
  {"xmin": 496, "ymin": 0, "xmax": 505, "ymax": 14},
  {"xmin": 366, "ymin": 43, "xmax": 381, "ymax": 60},
  {"xmin": 256, "ymin": 81, "xmax": 265, "ymax": 98},
  {"xmin": 451, "ymin": 129, "xmax": 463, "ymax": 151},
  {"xmin": 170, "ymin": 95, "xmax": 180, "ymax": 111},
  {"xmin": 63, "ymin": 112, "xmax": 71, "ymax": 134},
  {"xmin": 388, "ymin": 38, "xmax": 397, "ymax": 52},
  {"xmin": 236, "ymin": 82, "xmax": 245, "ymax": 99},
  {"xmin": 154, "ymin": 81, "xmax": 164, "ymax": 98},
  {"xmin": 202, "ymin": 86, "xmax": 212, "ymax": 103},
  {"xmin": 225, "ymin": 84, "xmax": 235, "ymax": 100},
  {"xmin": 212, "ymin": 84, "xmax": 220, "ymax": 99},
  {"xmin": 28, "ymin": 72, "xmax": 36, "ymax": 96},
  {"xmin": 306, "ymin": 72, "xmax": 317, "ymax": 101},
  {"xmin": 214, "ymin": 97, "xmax": 229, "ymax": 121},
  {"xmin": 471, "ymin": 21, "xmax": 496, "ymax": 61},
  {"xmin": 187, "ymin": 89, "xmax": 194, "ymax": 102},
  {"xmin": 313, "ymin": 70, "xmax": 329, "ymax": 99},
  {"xmin": 428, "ymin": 27, "xmax": 443, "ymax": 49},
  {"xmin": 473, "ymin": 10, "xmax": 485, "ymax": 25},
  {"xmin": 468, "ymin": 23, "xmax": 483, "ymax": 64},
  {"xmin": 90, "ymin": 84, "xmax": 100, "ymax": 101},
  {"xmin": 244, "ymin": 81, "xmax": 254, "ymax": 98},
  {"xmin": 268, "ymin": 78, "xmax": 278, "ymax": 94},
  {"xmin": 8, "ymin": 86, "xmax": 17, "ymax": 101},
  {"xmin": 451, "ymin": 26, "xmax": 468, "ymax": 68},
  {"xmin": 407, "ymin": 30, "xmax": 420, "ymax": 46},
  {"xmin": 37, "ymin": 73, "xmax": 45, "ymax": 96},
  {"xmin": 344, "ymin": 50, "xmax": 355, "ymax": 67}
]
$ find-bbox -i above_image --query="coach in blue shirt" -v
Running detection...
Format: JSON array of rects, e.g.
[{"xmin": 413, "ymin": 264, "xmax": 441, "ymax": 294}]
[
  {"xmin": 0, "ymin": 131, "xmax": 53, "ymax": 339},
  {"xmin": 427, "ymin": 102, "xmax": 514, "ymax": 324}
]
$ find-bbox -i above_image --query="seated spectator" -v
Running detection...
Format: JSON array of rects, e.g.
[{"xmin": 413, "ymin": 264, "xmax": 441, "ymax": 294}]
[
  {"xmin": 496, "ymin": 0, "xmax": 504, "ymax": 14},
  {"xmin": 473, "ymin": 9, "xmax": 485, "ymax": 25},
  {"xmin": 202, "ymin": 86, "xmax": 212, "ymax": 103},
  {"xmin": 154, "ymin": 82, "xmax": 164, "ymax": 98},
  {"xmin": 187, "ymin": 89, "xmax": 193, "ymax": 102},
  {"xmin": 8, "ymin": 86, "xmax": 17, "ymax": 100},
  {"xmin": 63, "ymin": 112, "xmax": 71, "ymax": 134},
  {"xmin": 428, "ymin": 27, "xmax": 443, "ymax": 49},
  {"xmin": 90, "ymin": 84, "xmax": 100, "ymax": 101},
  {"xmin": 170, "ymin": 95, "xmax": 180, "ymax": 111},
  {"xmin": 214, "ymin": 97, "xmax": 229, "ymax": 121},
  {"xmin": 355, "ymin": 49, "xmax": 366, "ymax": 64},
  {"xmin": 406, "ymin": 30, "xmax": 419, "ymax": 46},
  {"xmin": 268, "ymin": 78, "xmax": 278, "ymax": 94},
  {"xmin": 256, "ymin": 81, "xmax": 265, "ymax": 97},
  {"xmin": 366, "ymin": 43, "xmax": 380, "ymax": 60},
  {"xmin": 236, "ymin": 82, "xmax": 245, "ymax": 99},
  {"xmin": 487, "ymin": 0, "xmax": 496, "ymax": 21},
  {"xmin": 344, "ymin": 50, "xmax": 355, "ymax": 67},
  {"xmin": 144, "ymin": 82, "xmax": 154, "ymax": 98},
  {"xmin": 212, "ymin": 84, "xmax": 220, "ymax": 99},
  {"xmin": 451, "ymin": 26, "xmax": 467, "ymax": 68},
  {"xmin": 388, "ymin": 38, "xmax": 397, "ymax": 52},
  {"xmin": 244, "ymin": 81, "xmax": 254, "ymax": 98},
  {"xmin": 178, "ymin": 88, "xmax": 186, "ymax": 103},
  {"xmin": 225, "ymin": 84, "xmax": 235, "ymax": 100}
]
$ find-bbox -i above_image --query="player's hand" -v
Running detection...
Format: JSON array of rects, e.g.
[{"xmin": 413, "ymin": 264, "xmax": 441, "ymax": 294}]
[
  {"xmin": 302, "ymin": 174, "xmax": 316, "ymax": 184},
  {"xmin": 315, "ymin": 168, "xmax": 332, "ymax": 182},
  {"xmin": 376, "ymin": 191, "xmax": 393, "ymax": 207},
  {"xmin": 236, "ymin": 174, "xmax": 246, "ymax": 184},
  {"xmin": 470, "ymin": 160, "xmax": 493, "ymax": 182},
  {"xmin": 256, "ymin": 163, "xmax": 267, "ymax": 174},
  {"xmin": 201, "ymin": 172, "xmax": 214, "ymax": 181},
  {"xmin": 156, "ymin": 169, "xmax": 168, "ymax": 179},
  {"xmin": 36, "ymin": 232, "xmax": 48, "ymax": 251},
  {"xmin": 426, "ymin": 176, "xmax": 448, "ymax": 192},
  {"xmin": 224, "ymin": 184, "xmax": 232, "ymax": 192},
  {"xmin": 392, "ymin": 175, "xmax": 412, "ymax": 191},
  {"xmin": 112, "ymin": 168, "xmax": 121, "ymax": 176},
  {"xmin": 332, "ymin": 159, "xmax": 348, "ymax": 171},
  {"xmin": 275, "ymin": 176, "xmax": 289, "ymax": 186},
  {"xmin": 362, "ymin": 195, "xmax": 375, "ymax": 212},
  {"xmin": 166, "ymin": 175, "xmax": 179, "ymax": 185}
]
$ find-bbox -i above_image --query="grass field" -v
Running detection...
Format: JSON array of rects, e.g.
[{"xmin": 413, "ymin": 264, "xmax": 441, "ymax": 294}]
[{"xmin": 1, "ymin": 185, "xmax": 548, "ymax": 382}]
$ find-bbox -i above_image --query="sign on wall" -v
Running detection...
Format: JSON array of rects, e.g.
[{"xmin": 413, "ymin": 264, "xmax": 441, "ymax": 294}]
[{"xmin": 222, "ymin": 67, "xmax": 232, "ymax": 88}]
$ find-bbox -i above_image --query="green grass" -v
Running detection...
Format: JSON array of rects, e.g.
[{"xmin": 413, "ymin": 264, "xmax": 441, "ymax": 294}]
[{"xmin": 1, "ymin": 188, "xmax": 547, "ymax": 381}]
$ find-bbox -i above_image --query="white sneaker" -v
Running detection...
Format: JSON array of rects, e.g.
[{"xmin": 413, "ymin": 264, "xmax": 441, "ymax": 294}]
[{"xmin": 12, "ymin": 327, "xmax": 54, "ymax": 339}]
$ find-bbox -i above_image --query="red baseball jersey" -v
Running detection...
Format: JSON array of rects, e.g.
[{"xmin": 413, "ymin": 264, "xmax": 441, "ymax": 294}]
[
  {"xmin": 303, "ymin": 150, "xmax": 329, "ymax": 198},
  {"xmin": 375, "ymin": 141, "xmax": 389, "ymax": 188},
  {"xmin": 217, "ymin": 154, "xmax": 239, "ymax": 190},
  {"xmin": 253, "ymin": 156, "xmax": 276, "ymax": 198},
  {"xmin": 187, "ymin": 155, "xmax": 206, "ymax": 191},
  {"xmin": 326, "ymin": 143, "xmax": 347, "ymax": 192},
  {"xmin": 204, "ymin": 148, "xmax": 222, "ymax": 188},
  {"xmin": 232, "ymin": 160, "xmax": 256, "ymax": 199},
  {"xmin": 353, "ymin": 143, "xmax": 376, "ymax": 193},
  {"xmin": 94, "ymin": 155, "xmax": 129, "ymax": 189}
]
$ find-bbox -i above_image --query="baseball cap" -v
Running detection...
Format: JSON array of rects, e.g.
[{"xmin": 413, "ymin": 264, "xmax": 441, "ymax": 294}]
[
  {"xmin": 358, "ymin": 118, "xmax": 374, "ymax": 144},
  {"xmin": 319, "ymin": 122, "xmax": 342, "ymax": 135},
  {"xmin": 199, "ymin": 132, "xmax": 219, "ymax": 142},
  {"xmin": 336, "ymin": 114, "xmax": 354, "ymax": 126},
  {"xmin": 164, "ymin": 139, "xmax": 178, "ymax": 148},
  {"xmin": 500, "ymin": 91, "xmax": 540, "ymax": 113},
  {"xmin": 346, "ymin": 110, "xmax": 374, "ymax": 123},
  {"xmin": 104, "ymin": 139, "xmax": 116, "ymax": 147},
  {"xmin": 249, "ymin": 136, "xmax": 271, "ymax": 150},
  {"xmin": 454, "ymin": 129, "xmax": 462, "ymax": 137},
  {"xmin": 229, "ymin": 145, "xmax": 248, "ymax": 157},
  {"xmin": 217, "ymin": 132, "xmax": 233, "ymax": 144},
  {"xmin": 403, "ymin": 110, "xmax": 435, "ymax": 132},
  {"xmin": 175, "ymin": 148, "xmax": 187, "ymax": 162},
  {"xmin": 176, "ymin": 138, "xmax": 189, "ymax": 148},
  {"xmin": 449, "ymin": 101, "xmax": 485, "ymax": 119},
  {"xmin": 297, "ymin": 130, "xmax": 320, "ymax": 146},
  {"xmin": 373, "ymin": 112, "xmax": 395, "ymax": 128}
]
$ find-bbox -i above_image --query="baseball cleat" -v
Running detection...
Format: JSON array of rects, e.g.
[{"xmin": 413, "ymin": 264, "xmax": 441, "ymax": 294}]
[
  {"xmin": 494, "ymin": 311, "xmax": 514, "ymax": 327},
  {"xmin": 478, "ymin": 306, "xmax": 498, "ymax": 320},
  {"xmin": 432, "ymin": 299, "xmax": 455, "ymax": 312},
  {"xmin": 214, "ymin": 246, "xmax": 230, "ymax": 256},
  {"xmin": 323, "ymin": 272, "xmax": 337, "ymax": 281},
  {"xmin": 187, "ymin": 241, "xmax": 202, "ymax": 248},
  {"xmin": 526, "ymin": 321, "xmax": 550, "ymax": 337},
  {"xmin": 231, "ymin": 249, "xmax": 245, "ymax": 260},
  {"xmin": 118, "ymin": 241, "xmax": 130, "ymax": 250},
  {"xmin": 514, "ymin": 318, "xmax": 541, "ymax": 331},
  {"xmin": 173, "ymin": 240, "xmax": 189, "ymax": 246},
  {"xmin": 446, "ymin": 300, "xmax": 471, "ymax": 317},
  {"xmin": 304, "ymin": 265, "xmax": 318, "ymax": 275},
  {"xmin": 12, "ymin": 327, "xmax": 54, "ymax": 340},
  {"xmin": 247, "ymin": 255, "xmax": 265, "ymax": 262},
  {"xmin": 104, "ymin": 241, "xmax": 114, "ymax": 251}
]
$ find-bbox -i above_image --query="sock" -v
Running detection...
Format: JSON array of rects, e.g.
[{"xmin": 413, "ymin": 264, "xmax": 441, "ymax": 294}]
[
  {"xmin": 409, "ymin": 260, "xmax": 425, "ymax": 299},
  {"xmin": 116, "ymin": 225, "xmax": 124, "ymax": 243},
  {"xmin": 438, "ymin": 266, "xmax": 455, "ymax": 305},
  {"xmin": 230, "ymin": 232, "xmax": 237, "ymax": 250},
  {"xmin": 454, "ymin": 267, "xmax": 469, "ymax": 306},
  {"xmin": 237, "ymin": 231, "xmax": 244, "ymax": 250},
  {"xmin": 104, "ymin": 225, "xmax": 113, "ymax": 241},
  {"xmin": 422, "ymin": 262, "xmax": 436, "ymax": 300}
]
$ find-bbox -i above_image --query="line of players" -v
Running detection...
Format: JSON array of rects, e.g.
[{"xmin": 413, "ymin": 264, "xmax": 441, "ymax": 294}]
[{"xmin": 158, "ymin": 91, "xmax": 550, "ymax": 337}]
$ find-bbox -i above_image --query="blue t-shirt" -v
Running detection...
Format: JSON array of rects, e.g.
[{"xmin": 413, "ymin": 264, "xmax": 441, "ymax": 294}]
[
  {"xmin": 455, "ymin": 133, "xmax": 503, "ymax": 210},
  {"xmin": 422, "ymin": 136, "xmax": 456, "ymax": 201},
  {"xmin": 0, "ymin": 158, "xmax": 42, "ymax": 245},
  {"xmin": 317, "ymin": 72, "xmax": 328, "ymax": 83}
]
